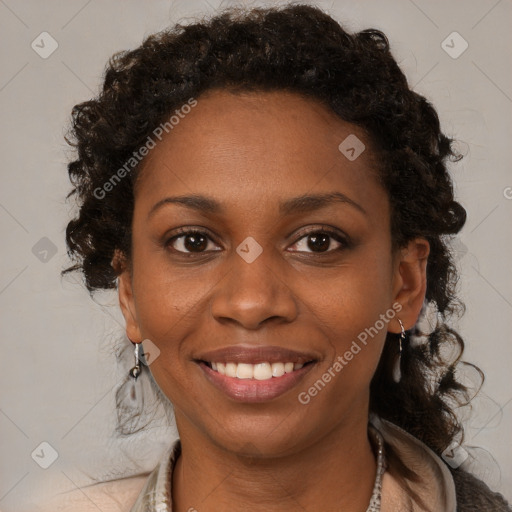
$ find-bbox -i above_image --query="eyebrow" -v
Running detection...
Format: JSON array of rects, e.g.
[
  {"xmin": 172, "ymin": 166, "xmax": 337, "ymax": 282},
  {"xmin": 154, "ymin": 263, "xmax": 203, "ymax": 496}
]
[{"xmin": 147, "ymin": 192, "xmax": 366, "ymax": 219}]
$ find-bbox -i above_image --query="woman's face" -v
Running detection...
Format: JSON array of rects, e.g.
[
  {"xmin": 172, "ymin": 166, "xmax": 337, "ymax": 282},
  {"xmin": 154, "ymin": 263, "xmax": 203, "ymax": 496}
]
[{"xmin": 119, "ymin": 89, "xmax": 426, "ymax": 456}]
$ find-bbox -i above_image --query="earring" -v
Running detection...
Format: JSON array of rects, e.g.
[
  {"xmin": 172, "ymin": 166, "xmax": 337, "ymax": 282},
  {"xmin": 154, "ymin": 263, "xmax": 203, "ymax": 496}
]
[
  {"xmin": 115, "ymin": 341, "xmax": 146, "ymax": 435},
  {"xmin": 392, "ymin": 319, "xmax": 406, "ymax": 383},
  {"xmin": 129, "ymin": 341, "xmax": 142, "ymax": 380}
]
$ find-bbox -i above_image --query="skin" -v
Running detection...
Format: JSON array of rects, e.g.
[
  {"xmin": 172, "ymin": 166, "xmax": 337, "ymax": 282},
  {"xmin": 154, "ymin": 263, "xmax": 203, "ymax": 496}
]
[{"xmin": 117, "ymin": 89, "xmax": 429, "ymax": 511}]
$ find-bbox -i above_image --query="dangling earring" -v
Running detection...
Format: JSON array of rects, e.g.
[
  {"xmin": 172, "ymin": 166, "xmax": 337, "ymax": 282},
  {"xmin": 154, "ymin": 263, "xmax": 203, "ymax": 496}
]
[
  {"xmin": 392, "ymin": 319, "xmax": 406, "ymax": 383},
  {"xmin": 122, "ymin": 341, "xmax": 143, "ymax": 405},
  {"xmin": 115, "ymin": 341, "xmax": 148, "ymax": 435},
  {"xmin": 129, "ymin": 341, "xmax": 142, "ymax": 380}
]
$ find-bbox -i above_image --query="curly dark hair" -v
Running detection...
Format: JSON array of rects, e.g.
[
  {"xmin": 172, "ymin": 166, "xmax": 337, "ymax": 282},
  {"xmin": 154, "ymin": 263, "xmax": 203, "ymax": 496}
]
[{"xmin": 62, "ymin": 2, "xmax": 485, "ymax": 500}]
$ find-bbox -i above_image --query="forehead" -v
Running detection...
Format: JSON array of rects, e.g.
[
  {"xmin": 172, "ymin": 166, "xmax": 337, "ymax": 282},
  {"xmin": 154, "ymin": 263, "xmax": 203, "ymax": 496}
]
[{"xmin": 135, "ymin": 89, "xmax": 385, "ymax": 215}]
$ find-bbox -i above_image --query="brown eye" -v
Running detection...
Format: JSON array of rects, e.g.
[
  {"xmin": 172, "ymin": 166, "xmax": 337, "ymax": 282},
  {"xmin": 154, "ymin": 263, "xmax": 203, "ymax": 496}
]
[
  {"xmin": 289, "ymin": 228, "xmax": 347, "ymax": 254},
  {"xmin": 167, "ymin": 230, "xmax": 220, "ymax": 254},
  {"xmin": 306, "ymin": 233, "xmax": 331, "ymax": 252}
]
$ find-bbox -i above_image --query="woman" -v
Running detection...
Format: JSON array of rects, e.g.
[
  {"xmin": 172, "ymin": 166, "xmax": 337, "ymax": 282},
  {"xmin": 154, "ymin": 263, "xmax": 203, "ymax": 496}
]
[{"xmin": 58, "ymin": 4, "xmax": 511, "ymax": 511}]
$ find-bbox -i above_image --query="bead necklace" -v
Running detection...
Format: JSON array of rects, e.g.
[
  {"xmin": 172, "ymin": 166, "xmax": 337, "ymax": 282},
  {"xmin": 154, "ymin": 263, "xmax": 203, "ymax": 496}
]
[{"xmin": 366, "ymin": 424, "xmax": 387, "ymax": 512}]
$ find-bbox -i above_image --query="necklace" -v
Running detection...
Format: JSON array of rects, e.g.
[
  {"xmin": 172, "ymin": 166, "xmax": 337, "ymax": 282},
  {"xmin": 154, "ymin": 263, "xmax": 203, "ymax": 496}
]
[{"xmin": 366, "ymin": 424, "xmax": 387, "ymax": 512}]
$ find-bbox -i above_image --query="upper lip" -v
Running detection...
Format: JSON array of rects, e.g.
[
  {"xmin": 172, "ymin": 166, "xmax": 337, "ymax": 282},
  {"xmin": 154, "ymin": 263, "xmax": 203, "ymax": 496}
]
[{"xmin": 195, "ymin": 345, "xmax": 318, "ymax": 365}]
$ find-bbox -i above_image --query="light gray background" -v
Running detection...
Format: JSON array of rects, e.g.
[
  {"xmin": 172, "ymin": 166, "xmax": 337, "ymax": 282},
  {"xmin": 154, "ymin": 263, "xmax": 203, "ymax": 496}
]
[{"xmin": 1, "ymin": 0, "xmax": 511, "ymax": 510}]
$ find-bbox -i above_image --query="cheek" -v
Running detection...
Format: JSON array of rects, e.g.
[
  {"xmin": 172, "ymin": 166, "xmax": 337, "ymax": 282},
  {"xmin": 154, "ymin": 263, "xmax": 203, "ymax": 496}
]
[
  {"xmin": 310, "ymin": 247, "xmax": 394, "ymax": 328},
  {"xmin": 304, "ymin": 252, "xmax": 395, "ymax": 383},
  {"xmin": 132, "ymin": 265, "xmax": 203, "ymax": 350},
  {"xmin": 132, "ymin": 267, "xmax": 208, "ymax": 406}
]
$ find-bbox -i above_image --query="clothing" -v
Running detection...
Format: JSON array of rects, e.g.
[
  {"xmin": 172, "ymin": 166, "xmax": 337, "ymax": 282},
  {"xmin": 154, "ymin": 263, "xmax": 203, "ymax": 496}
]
[{"xmin": 129, "ymin": 415, "xmax": 511, "ymax": 511}]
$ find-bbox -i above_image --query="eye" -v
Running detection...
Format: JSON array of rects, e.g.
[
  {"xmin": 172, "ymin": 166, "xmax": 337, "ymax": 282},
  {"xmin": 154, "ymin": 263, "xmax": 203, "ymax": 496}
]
[
  {"xmin": 165, "ymin": 226, "xmax": 349, "ymax": 255},
  {"xmin": 166, "ymin": 229, "xmax": 221, "ymax": 254},
  {"xmin": 288, "ymin": 227, "xmax": 348, "ymax": 254}
]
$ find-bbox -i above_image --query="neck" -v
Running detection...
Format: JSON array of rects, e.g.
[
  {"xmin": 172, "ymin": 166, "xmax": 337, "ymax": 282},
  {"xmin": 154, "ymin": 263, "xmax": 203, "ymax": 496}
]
[{"xmin": 172, "ymin": 411, "xmax": 377, "ymax": 512}]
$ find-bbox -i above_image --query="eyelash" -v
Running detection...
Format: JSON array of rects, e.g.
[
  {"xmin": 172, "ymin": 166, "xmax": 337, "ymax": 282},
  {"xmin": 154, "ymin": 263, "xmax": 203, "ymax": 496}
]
[{"xmin": 164, "ymin": 226, "xmax": 350, "ymax": 255}]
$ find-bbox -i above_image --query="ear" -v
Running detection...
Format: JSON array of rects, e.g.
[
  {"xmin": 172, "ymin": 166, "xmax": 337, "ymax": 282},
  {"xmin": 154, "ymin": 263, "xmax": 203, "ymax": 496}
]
[
  {"xmin": 114, "ymin": 252, "xmax": 142, "ymax": 343},
  {"xmin": 389, "ymin": 238, "xmax": 430, "ymax": 333}
]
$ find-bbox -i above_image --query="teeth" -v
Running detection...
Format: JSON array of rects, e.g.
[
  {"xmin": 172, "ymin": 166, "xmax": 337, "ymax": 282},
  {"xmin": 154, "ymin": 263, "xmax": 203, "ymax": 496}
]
[
  {"xmin": 236, "ymin": 363, "xmax": 253, "ymax": 379},
  {"xmin": 225, "ymin": 362, "xmax": 237, "ymax": 378},
  {"xmin": 208, "ymin": 361, "xmax": 307, "ymax": 380},
  {"xmin": 284, "ymin": 362, "xmax": 294, "ymax": 373},
  {"xmin": 254, "ymin": 362, "xmax": 272, "ymax": 380},
  {"xmin": 272, "ymin": 362, "xmax": 285, "ymax": 377}
]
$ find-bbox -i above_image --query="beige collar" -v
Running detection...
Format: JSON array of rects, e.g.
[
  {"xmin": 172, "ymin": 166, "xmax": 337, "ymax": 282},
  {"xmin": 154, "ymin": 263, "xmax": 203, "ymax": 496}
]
[{"xmin": 372, "ymin": 415, "xmax": 456, "ymax": 511}]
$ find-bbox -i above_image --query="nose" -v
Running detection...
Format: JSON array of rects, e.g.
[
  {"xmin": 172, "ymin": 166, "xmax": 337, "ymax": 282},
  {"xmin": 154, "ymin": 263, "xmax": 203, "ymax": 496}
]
[{"xmin": 209, "ymin": 245, "xmax": 299, "ymax": 330}]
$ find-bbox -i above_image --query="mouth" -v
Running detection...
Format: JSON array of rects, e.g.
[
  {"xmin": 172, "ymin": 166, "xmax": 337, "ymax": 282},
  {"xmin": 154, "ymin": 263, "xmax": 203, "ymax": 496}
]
[{"xmin": 194, "ymin": 345, "xmax": 318, "ymax": 402}]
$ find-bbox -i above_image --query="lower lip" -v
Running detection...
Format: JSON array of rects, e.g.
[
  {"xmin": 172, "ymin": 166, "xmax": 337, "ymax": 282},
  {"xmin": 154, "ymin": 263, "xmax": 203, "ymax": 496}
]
[{"xmin": 198, "ymin": 362, "xmax": 315, "ymax": 403}]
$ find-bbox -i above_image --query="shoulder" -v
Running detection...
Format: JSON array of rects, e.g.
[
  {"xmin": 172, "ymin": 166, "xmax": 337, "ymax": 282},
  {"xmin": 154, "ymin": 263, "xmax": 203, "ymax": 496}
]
[
  {"xmin": 39, "ymin": 473, "xmax": 150, "ymax": 512},
  {"xmin": 450, "ymin": 468, "xmax": 512, "ymax": 512}
]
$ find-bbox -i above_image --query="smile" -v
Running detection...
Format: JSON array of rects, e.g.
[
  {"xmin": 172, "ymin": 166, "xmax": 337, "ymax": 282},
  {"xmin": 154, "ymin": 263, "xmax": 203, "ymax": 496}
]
[
  {"xmin": 198, "ymin": 361, "xmax": 315, "ymax": 402},
  {"xmin": 195, "ymin": 344, "xmax": 319, "ymax": 402},
  {"xmin": 195, "ymin": 347, "xmax": 319, "ymax": 402}
]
